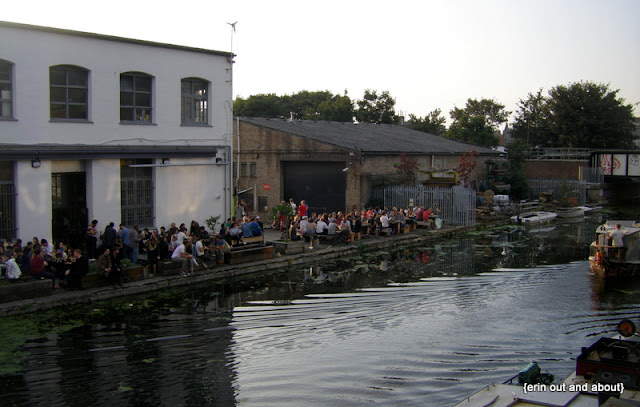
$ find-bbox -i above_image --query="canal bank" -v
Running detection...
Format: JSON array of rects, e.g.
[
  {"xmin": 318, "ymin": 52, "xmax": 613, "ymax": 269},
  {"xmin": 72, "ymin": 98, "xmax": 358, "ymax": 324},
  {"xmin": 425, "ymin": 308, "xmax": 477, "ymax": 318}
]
[{"xmin": 0, "ymin": 220, "xmax": 511, "ymax": 317}]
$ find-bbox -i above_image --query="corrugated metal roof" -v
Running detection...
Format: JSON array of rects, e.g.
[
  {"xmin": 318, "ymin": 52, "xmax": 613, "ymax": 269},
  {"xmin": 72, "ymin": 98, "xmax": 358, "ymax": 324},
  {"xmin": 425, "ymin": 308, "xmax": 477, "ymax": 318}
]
[{"xmin": 240, "ymin": 117, "xmax": 500, "ymax": 155}]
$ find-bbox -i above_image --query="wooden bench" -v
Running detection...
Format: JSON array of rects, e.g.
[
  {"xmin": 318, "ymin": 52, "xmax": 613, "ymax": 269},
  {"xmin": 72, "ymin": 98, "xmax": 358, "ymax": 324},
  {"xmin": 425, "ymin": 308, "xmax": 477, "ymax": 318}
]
[
  {"xmin": 380, "ymin": 227, "xmax": 392, "ymax": 236},
  {"xmin": 415, "ymin": 220, "xmax": 434, "ymax": 229},
  {"xmin": 348, "ymin": 231, "xmax": 362, "ymax": 242},
  {"xmin": 317, "ymin": 234, "xmax": 338, "ymax": 244},
  {"xmin": 232, "ymin": 235, "xmax": 265, "ymax": 245},
  {"xmin": 225, "ymin": 245, "xmax": 274, "ymax": 265}
]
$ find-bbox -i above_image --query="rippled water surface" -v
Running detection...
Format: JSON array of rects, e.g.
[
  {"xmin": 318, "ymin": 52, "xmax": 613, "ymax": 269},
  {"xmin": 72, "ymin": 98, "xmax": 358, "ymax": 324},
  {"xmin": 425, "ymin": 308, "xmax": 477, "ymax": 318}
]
[{"xmin": 2, "ymin": 216, "xmax": 640, "ymax": 407}]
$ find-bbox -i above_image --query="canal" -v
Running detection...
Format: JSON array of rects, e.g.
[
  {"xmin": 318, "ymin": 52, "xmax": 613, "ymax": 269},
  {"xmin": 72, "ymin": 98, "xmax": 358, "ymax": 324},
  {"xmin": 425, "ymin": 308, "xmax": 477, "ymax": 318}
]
[{"xmin": 2, "ymin": 214, "xmax": 640, "ymax": 406}]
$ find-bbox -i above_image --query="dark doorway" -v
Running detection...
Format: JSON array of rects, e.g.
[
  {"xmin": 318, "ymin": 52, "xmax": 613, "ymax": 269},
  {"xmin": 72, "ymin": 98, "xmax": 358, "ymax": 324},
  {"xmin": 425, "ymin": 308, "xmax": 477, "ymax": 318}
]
[
  {"xmin": 282, "ymin": 161, "xmax": 346, "ymax": 214},
  {"xmin": 52, "ymin": 172, "xmax": 87, "ymax": 250}
]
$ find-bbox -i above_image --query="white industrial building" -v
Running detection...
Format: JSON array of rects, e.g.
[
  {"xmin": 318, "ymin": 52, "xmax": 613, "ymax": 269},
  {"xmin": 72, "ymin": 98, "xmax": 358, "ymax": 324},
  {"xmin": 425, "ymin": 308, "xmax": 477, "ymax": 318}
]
[{"xmin": 0, "ymin": 21, "xmax": 233, "ymax": 248}]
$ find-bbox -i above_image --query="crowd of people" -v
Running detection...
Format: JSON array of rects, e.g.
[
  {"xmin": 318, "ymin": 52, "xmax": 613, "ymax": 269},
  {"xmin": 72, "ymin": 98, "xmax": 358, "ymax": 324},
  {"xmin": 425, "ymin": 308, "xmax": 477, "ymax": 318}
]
[
  {"xmin": 0, "ymin": 200, "xmax": 440, "ymax": 287},
  {"xmin": 0, "ymin": 216, "xmax": 261, "ymax": 287},
  {"xmin": 271, "ymin": 199, "xmax": 441, "ymax": 243}
]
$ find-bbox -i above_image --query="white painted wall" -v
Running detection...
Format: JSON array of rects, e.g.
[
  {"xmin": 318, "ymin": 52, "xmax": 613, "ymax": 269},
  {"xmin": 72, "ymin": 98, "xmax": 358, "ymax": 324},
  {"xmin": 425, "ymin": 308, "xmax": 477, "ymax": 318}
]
[
  {"xmin": 86, "ymin": 159, "xmax": 122, "ymax": 231},
  {"xmin": 15, "ymin": 160, "xmax": 53, "ymax": 243},
  {"xmin": 0, "ymin": 24, "xmax": 233, "ymax": 146}
]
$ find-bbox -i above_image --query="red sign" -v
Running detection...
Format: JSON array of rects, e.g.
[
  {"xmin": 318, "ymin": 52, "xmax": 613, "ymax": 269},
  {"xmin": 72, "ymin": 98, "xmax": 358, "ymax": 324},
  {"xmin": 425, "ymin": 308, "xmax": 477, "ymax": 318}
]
[{"xmin": 263, "ymin": 184, "xmax": 271, "ymax": 190}]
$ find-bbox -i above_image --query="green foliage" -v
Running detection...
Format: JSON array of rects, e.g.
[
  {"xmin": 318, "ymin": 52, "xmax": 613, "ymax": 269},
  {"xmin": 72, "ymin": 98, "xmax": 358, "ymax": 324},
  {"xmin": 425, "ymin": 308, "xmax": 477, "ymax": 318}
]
[
  {"xmin": 512, "ymin": 81, "xmax": 636, "ymax": 149},
  {"xmin": 355, "ymin": 89, "xmax": 397, "ymax": 124},
  {"xmin": 233, "ymin": 90, "xmax": 354, "ymax": 122},
  {"xmin": 393, "ymin": 152, "xmax": 419, "ymax": 185},
  {"xmin": 270, "ymin": 202, "xmax": 294, "ymax": 220},
  {"xmin": 205, "ymin": 214, "xmax": 222, "ymax": 233},
  {"xmin": 120, "ymin": 258, "xmax": 133, "ymax": 269},
  {"xmin": 407, "ymin": 109, "xmax": 447, "ymax": 135},
  {"xmin": 505, "ymin": 139, "xmax": 529, "ymax": 200},
  {"xmin": 446, "ymin": 98, "xmax": 508, "ymax": 147}
]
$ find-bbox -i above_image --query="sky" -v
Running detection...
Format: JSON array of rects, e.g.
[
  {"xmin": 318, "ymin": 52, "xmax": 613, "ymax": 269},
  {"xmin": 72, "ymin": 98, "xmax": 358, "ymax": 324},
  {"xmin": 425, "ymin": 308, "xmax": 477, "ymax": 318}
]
[{"xmin": 5, "ymin": 0, "xmax": 640, "ymax": 123}]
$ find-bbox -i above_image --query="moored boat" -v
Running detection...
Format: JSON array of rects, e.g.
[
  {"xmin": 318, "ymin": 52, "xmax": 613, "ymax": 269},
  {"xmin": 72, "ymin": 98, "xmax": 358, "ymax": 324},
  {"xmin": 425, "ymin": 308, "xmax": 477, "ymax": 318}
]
[
  {"xmin": 578, "ymin": 205, "xmax": 603, "ymax": 215},
  {"xmin": 589, "ymin": 220, "xmax": 640, "ymax": 278},
  {"xmin": 452, "ymin": 320, "xmax": 640, "ymax": 406},
  {"xmin": 555, "ymin": 207, "xmax": 585, "ymax": 218},
  {"xmin": 510, "ymin": 211, "xmax": 557, "ymax": 224}
]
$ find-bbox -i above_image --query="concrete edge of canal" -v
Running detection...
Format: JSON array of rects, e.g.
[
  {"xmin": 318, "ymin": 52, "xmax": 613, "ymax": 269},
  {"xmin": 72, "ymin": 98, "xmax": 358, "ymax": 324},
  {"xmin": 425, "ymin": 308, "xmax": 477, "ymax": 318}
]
[{"xmin": 0, "ymin": 219, "xmax": 512, "ymax": 317}]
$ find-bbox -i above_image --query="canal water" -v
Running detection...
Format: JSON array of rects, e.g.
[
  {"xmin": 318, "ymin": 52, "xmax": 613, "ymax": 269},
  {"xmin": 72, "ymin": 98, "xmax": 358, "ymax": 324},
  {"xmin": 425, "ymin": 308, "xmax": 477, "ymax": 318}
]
[{"xmin": 2, "ymin": 215, "xmax": 640, "ymax": 407}]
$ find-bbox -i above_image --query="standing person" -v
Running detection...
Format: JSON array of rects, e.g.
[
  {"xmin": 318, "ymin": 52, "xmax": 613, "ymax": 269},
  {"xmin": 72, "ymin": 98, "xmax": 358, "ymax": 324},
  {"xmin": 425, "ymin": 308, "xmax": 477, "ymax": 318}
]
[
  {"xmin": 130, "ymin": 225, "xmax": 140, "ymax": 265},
  {"xmin": 103, "ymin": 222, "xmax": 117, "ymax": 250},
  {"xmin": 86, "ymin": 219, "xmax": 98, "ymax": 258},
  {"xmin": 119, "ymin": 224, "xmax": 131, "ymax": 260},
  {"xmin": 289, "ymin": 198, "xmax": 297, "ymax": 214},
  {"xmin": 240, "ymin": 199, "xmax": 249, "ymax": 217},
  {"xmin": 64, "ymin": 248, "xmax": 89, "ymax": 289},
  {"xmin": 299, "ymin": 200, "xmax": 308, "ymax": 218},
  {"xmin": 147, "ymin": 233, "xmax": 159, "ymax": 275},
  {"xmin": 609, "ymin": 223, "xmax": 626, "ymax": 259}
]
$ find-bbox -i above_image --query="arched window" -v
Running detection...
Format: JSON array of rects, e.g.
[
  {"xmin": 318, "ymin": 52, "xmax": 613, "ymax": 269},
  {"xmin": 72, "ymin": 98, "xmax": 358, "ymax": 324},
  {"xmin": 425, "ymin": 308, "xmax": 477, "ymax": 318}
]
[
  {"xmin": 120, "ymin": 72, "xmax": 153, "ymax": 122},
  {"xmin": 181, "ymin": 77, "xmax": 209, "ymax": 125},
  {"xmin": 50, "ymin": 65, "xmax": 89, "ymax": 120}
]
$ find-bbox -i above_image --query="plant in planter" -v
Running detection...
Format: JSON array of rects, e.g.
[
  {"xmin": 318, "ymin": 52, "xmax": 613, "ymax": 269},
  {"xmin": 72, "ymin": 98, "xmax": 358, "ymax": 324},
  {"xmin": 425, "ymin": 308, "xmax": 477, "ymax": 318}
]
[
  {"xmin": 271, "ymin": 202, "xmax": 294, "ymax": 231},
  {"xmin": 205, "ymin": 214, "xmax": 222, "ymax": 235}
]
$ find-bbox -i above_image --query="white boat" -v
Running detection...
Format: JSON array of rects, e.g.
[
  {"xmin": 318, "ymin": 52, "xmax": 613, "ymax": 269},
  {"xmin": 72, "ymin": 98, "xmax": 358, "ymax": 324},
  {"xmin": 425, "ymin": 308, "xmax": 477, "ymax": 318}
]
[
  {"xmin": 555, "ymin": 207, "xmax": 585, "ymax": 218},
  {"xmin": 452, "ymin": 319, "xmax": 640, "ymax": 407},
  {"xmin": 510, "ymin": 211, "xmax": 557, "ymax": 224},
  {"xmin": 578, "ymin": 205, "xmax": 603, "ymax": 214}
]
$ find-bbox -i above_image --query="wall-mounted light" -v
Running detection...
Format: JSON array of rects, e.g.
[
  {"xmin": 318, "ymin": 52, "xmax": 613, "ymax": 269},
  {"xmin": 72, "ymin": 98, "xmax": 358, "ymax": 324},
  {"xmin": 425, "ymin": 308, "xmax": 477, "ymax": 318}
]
[
  {"xmin": 31, "ymin": 158, "xmax": 41, "ymax": 168},
  {"xmin": 162, "ymin": 158, "xmax": 170, "ymax": 165}
]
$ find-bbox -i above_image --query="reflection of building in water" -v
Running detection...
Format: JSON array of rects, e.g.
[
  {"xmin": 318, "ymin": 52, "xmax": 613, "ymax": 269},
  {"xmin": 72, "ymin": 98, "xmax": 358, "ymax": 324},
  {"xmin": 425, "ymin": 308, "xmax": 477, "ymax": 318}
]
[{"xmin": 426, "ymin": 240, "xmax": 476, "ymax": 276}]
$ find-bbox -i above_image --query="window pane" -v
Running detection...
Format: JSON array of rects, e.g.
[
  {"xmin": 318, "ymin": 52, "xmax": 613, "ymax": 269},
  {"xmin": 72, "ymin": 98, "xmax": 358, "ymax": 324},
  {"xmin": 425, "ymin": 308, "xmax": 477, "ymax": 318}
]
[
  {"xmin": 0, "ymin": 101, "xmax": 11, "ymax": 118},
  {"xmin": 120, "ymin": 75, "xmax": 133, "ymax": 91},
  {"xmin": 67, "ymin": 69, "xmax": 87, "ymax": 86},
  {"xmin": 135, "ymin": 76, "xmax": 151, "ymax": 91},
  {"xmin": 250, "ymin": 162, "xmax": 257, "ymax": 177},
  {"xmin": 68, "ymin": 88, "xmax": 86, "ymax": 103},
  {"xmin": 50, "ymin": 86, "xmax": 66, "ymax": 103},
  {"xmin": 135, "ymin": 108, "xmax": 151, "ymax": 121},
  {"xmin": 69, "ymin": 104, "xmax": 87, "ymax": 119},
  {"xmin": 50, "ymin": 68, "xmax": 66, "ymax": 85},
  {"xmin": 120, "ymin": 91, "xmax": 133, "ymax": 106},
  {"xmin": 135, "ymin": 93, "xmax": 151, "ymax": 107},
  {"xmin": 120, "ymin": 107, "xmax": 133, "ymax": 121},
  {"xmin": 0, "ymin": 61, "xmax": 10, "ymax": 81},
  {"xmin": 51, "ymin": 104, "xmax": 66, "ymax": 119}
]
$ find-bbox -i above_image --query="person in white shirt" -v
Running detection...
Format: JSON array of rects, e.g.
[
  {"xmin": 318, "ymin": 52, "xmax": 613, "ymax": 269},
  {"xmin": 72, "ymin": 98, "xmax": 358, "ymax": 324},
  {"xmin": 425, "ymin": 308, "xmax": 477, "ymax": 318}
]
[
  {"xmin": 289, "ymin": 198, "xmax": 297, "ymax": 213},
  {"xmin": 3, "ymin": 251, "xmax": 22, "ymax": 279},
  {"xmin": 195, "ymin": 236, "xmax": 214, "ymax": 269},
  {"xmin": 171, "ymin": 241, "xmax": 196, "ymax": 277},
  {"xmin": 176, "ymin": 227, "xmax": 188, "ymax": 246},
  {"xmin": 316, "ymin": 217, "xmax": 328, "ymax": 235},
  {"xmin": 380, "ymin": 213, "xmax": 390, "ymax": 228},
  {"xmin": 299, "ymin": 216, "xmax": 310, "ymax": 235}
]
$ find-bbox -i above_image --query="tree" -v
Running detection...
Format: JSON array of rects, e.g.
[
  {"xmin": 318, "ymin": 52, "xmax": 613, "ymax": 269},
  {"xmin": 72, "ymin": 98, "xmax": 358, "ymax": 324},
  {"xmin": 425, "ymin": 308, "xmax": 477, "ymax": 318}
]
[
  {"xmin": 355, "ymin": 89, "xmax": 397, "ymax": 124},
  {"xmin": 234, "ymin": 90, "xmax": 354, "ymax": 121},
  {"xmin": 393, "ymin": 152, "xmax": 419, "ymax": 185},
  {"xmin": 457, "ymin": 150, "xmax": 478, "ymax": 187},
  {"xmin": 505, "ymin": 139, "xmax": 529, "ymax": 201},
  {"xmin": 511, "ymin": 81, "xmax": 636, "ymax": 149},
  {"xmin": 407, "ymin": 109, "xmax": 446, "ymax": 135},
  {"xmin": 447, "ymin": 98, "xmax": 510, "ymax": 147},
  {"xmin": 546, "ymin": 81, "xmax": 635, "ymax": 149},
  {"xmin": 511, "ymin": 89, "xmax": 554, "ymax": 147}
]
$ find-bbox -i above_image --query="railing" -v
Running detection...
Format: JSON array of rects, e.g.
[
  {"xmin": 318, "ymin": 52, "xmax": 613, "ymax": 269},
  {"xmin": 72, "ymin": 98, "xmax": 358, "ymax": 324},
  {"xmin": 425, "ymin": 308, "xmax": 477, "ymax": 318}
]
[
  {"xmin": 370, "ymin": 185, "xmax": 476, "ymax": 227},
  {"xmin": 526, "ymin": 148, "xmax": 591, "ymax": 160}
]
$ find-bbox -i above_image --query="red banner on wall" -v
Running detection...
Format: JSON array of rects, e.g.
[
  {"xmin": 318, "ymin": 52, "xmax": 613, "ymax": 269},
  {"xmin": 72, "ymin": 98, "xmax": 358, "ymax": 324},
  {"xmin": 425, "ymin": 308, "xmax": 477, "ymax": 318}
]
[{"xmin": 263, "ymin": 184, "xmax": 271, "ymax": 190}]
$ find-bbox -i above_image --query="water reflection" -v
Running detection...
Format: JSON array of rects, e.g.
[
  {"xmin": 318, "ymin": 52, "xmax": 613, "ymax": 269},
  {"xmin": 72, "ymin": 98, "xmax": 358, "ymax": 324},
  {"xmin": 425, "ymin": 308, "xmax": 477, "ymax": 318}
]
[{"xmin": 2, "ymin": 216, "xmax": 640, "ymax": 407}]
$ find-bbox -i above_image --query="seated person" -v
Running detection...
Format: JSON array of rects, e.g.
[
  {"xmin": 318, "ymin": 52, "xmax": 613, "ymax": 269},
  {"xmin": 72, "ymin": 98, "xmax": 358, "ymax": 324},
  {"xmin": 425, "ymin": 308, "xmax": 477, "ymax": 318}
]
[
  {"xmin": 195, "ymin": 236, "xmax": 214, "ymax": 268},
  {"xmin": 214, "ymin": 235, "xmax": 231, "ymax": 264},
  {"xmin": 98, "ymin": 247, "xmax": 123, "ymax": 287},
  {"xmin": 241, "ymin": 217, "xmax": 253, "ymax": 238},
  {"xmin": 249, "ymin": 217, "xmax": 262, "ymax": 236},
  {"xmin": 229, "ymin": 220, "xmax": 243, "ymax": 245},
  {"xmin": 2, "ymin": 251, "xmax": 22, "ymax": 280},
  {"xmin": 316, "ymin": 216, "xmax": 329, "ymax": 235}
]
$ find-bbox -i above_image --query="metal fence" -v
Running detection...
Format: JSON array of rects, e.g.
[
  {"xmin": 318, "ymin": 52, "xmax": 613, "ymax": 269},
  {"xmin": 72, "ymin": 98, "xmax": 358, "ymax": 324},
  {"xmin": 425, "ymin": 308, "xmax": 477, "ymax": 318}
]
[{"xmin": 370, "ymin": 185, "xmax": 477, "ymax": 227}]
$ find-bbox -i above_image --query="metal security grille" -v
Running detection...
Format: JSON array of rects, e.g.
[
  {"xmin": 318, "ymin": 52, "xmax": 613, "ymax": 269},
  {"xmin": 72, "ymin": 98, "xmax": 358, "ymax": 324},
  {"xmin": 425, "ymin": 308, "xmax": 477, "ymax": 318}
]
[
  {"xmin": 121, "ymin": 160, "xmax": 153, "ymax": 227},
  {"xmin": 0, "ymin": 184, "xmax": 16, "ymax": 239}
]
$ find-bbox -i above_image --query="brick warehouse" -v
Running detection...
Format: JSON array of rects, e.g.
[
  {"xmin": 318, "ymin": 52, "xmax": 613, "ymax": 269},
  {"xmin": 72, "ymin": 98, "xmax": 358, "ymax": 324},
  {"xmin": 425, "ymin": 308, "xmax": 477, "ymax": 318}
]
[{"xmin": 233, "ymin": 117, "xmax": 502, "ymax": 217}]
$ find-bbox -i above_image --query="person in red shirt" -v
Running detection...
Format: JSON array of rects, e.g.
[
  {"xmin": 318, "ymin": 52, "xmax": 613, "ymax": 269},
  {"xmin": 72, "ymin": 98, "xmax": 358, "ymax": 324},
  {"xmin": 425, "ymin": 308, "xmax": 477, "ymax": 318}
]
[
  {"xmin": 298, "ymin": 200, "xmax": 308, "ymax": 218},
  {"xmin": 30, "ymin": 247, "xmax": 56, "ymax": 287}
]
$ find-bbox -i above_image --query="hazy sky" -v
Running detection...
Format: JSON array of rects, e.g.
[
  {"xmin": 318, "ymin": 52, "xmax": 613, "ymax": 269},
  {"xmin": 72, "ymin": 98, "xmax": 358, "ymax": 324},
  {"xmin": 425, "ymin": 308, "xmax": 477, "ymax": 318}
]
[{"xmin": 5, "ymin": 0, "xmax": 640, "ymax": 122}]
